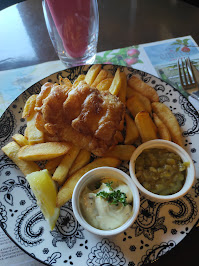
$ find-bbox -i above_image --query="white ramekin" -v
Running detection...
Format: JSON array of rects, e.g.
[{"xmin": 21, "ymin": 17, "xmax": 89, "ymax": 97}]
[
  {"xmin": 72, "ymin": 166, "xmax": 140, "ymax": 236},
  {"xmin": 129, "ymin": 139, "xmax": 195, "ymax": 202}
]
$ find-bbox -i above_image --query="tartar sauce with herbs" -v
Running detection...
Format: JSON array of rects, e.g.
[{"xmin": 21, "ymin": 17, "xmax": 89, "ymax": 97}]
[{"xmin": 80, "ymin": 178, "xmax": 133, "ymax": 230}]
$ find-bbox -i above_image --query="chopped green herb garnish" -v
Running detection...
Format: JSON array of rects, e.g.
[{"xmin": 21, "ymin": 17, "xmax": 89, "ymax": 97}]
[
  {"xmin": 96, "ymin": 190, "xmax": 127, "ymax": 206},
  {"xmin": 105, "ymin": 181, "xmax": 113, "ymax": 191}
]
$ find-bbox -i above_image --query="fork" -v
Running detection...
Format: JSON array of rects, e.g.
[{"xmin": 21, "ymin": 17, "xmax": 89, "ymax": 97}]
[{"xmin": 177, "ymin": 57, "xmax": 199, "ymax": 101}]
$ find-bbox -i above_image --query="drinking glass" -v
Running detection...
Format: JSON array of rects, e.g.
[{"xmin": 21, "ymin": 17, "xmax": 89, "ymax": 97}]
[{"xmin": 42, "ymin": 0, "xmax": 99, "ymax": 67}]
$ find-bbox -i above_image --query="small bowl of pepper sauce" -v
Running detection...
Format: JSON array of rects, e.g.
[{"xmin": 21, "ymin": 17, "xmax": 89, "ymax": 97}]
[
  {"xmin": 129, "ymin": 139, "xmax": 195, "ymax": 202},
  {"xmin": 72, "ymin": 166, "xmax": 140, "ymax": 236}
]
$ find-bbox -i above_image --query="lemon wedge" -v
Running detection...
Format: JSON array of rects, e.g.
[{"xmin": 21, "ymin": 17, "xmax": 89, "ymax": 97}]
[{"xmin": 26, "ymin": 169, "xmax": 60, "ymax": 230}]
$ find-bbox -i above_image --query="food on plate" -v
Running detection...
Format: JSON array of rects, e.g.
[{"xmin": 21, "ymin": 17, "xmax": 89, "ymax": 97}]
[
  {"xmin": 52, "ymin": 145, "xmax": 80, "ymax": 185},
  {"xmin": 128, "ymin": 75, "xmax": 159, "ymax": 102},
  {"xmin": 135, "ymin": 111, "xmax": 158, "ymax": 142},
  {"xmin": 109, "ymin": 68, "xmax": 122, "ymax": 96},
  {"xmin": 96, "ymin": 77, "xmax": 113, "ymax": 91},
  {"xmin": 26, "ymin": 169, "xmax": 60, "ymax": 230},
  {"xmin": 12, "ymin": 134, "xmax": 29, "ymax": 146},
  {"xmin": 2, "ymin": 141, "xmax": 40, "ymax": 175},
  {"xmin": 126, "ymin": 89, "xmax": 152, "ymax": 113},
  {"xmin": 68, "ymin": 149, "xmax": 91, "ymax": 176},
  {"xmin": 38, "ymin": 81, "xmax": 125, "ymax": 156},
  {"xmin": 152, "ymin": 102, "xmax": 183, "ymax": 146},
  {"xmin": 35, "ymin": 82, "xmax": 53, "ymax": 108},
  {"xmin": 118, "ymin": 71, "xmax": 127, "ymax": 103},
  {"xmin": 45, "ymin": 156, "xmax": 64, "ymax": 175},
  {"xmin": 56, "ymin": 157, "xmax": 121, "ymax": 207},
  {"xmin": 124, "ymin": 113, "xmax": 139, "ymax": 145},
  {"xmin": 73, "ymin": 74, "xmax": 85, "ymax": 87},
  {"xmin": 153, "ymin": 113, "xmax": 171, "ymax": 141},
  {"xmin": 1, "ymin": 65, "xmax": 185, "ymax": 227},
  {"xmin": 18, "ymin": 142, "xmax": 71, "ymax": 161},
  {"xmin": 135, "ymin": 148, "xmax": 189, "ymax": 195},
  {"xmin": 85, "ymin": 64, "xmax": 102, "ymax": 85},
  {"xmin": 103, "ymin": 145, "xmax": 136, "ymax": 161},
  {"xmin": 126, "ymin": 95, "xmax": 147, "ymax": 118},
  {"xmin": 22, "ymin": 94, "xmax": 37, "ymax": 118},
  {"xmin": 27, "ymin": 111, "xmax": 44, "ymax": 144},
  {"xmin": 80, "ymin": 178, "xmax": 133, "ymax": 230},
  {"xmin": 91, "ymin": 69, "xmax": 108, "ymax": 87}
]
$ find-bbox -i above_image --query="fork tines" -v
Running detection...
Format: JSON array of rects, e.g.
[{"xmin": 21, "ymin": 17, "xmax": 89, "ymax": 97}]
[{"xmin": 178, "ymin": 57, "xmax": 197, "ymax": 90}]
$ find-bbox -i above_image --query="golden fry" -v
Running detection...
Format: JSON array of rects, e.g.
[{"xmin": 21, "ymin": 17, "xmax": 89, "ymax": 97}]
[
  {"xmin": 126, "ymin": 89, "xmax": 151, "ymax": 113},
  {"xmin": 59, "ymin": 77, "xmax": 72, "ymax": 87},
  {"xmin": 85, "ymin": 64, "xmax": 102, "ymax": 85},
  {"xmin": 135, "ymin": 111, "xmax": 158, "ymax": 143},
  {"xmin": 103, "ymin": 145, "xmax": 136, "ymax": 161},
  {"xmin": 56, "ymin": 157, "xmax": 121, "ymax": 207},
  {"xmin": 128, "ymin": 76, "xmax": 159, "ymax": 102},
  {"xmin": 153, "ymin": 113, "xmax": 171, "ymax": 141},
  {"xmin": 152, "ymin": 102, "xmax": 183, "ymax": 146},
  {"xmin": 18, "ymin": 142, "xmax": 71, "ymax": 161},
  {"xmin": 27, "ymin": 112, "xmax": 44, "ymax": 144},
  {"xmin": 45, "ymin": 156, "xmax": 64, "ymax": 174},
  {"xmin": 126, "ymin": 95, "xmax": 147, "ymax": 118},
  {"xmin": 118, "ymin": 72, "xmax": 127, "ymax": 104},
  {"xmin": 24, "ymin": 127, "xmax": 28, "ymax": 139},
  {"xmin": 124, "ymin": 113, "xmax": 139, "ymax": 144},
  {"xmin": 91, "ymin": 69, "xmax": 108, "ymax": 87},
  {"xmin": 2, "ymin": 141, "xmax": 40, "ymax": 175},
  {"xmin": 73, "ymin": 74, "xmax": 85, "ymax": 87},
  {"xmin": 109, "ymin": 68, "xmax": 122, "ymax": 96},
  {"xmin": 22, "ymin": 94, "xmax": 37, "ymax": 118},
  {"xmin": 96, "ymin": 78, "xmax": 113, "ymax": 91},
  {"xmin": 52, "ymin": 145, "xmax": 80, "ymax": 185},
  {"xmin": 12, "ymin": 134, "xmax": 29, "ymax": 146},
  {"xmin": 68, "ymin": 149, "xmax": 91, "ymax": 176}
]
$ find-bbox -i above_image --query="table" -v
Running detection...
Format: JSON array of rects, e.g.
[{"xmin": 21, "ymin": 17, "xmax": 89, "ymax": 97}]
[{"xmin": 0, "ymin": 0, "xmax": 199, "ymax": 265}]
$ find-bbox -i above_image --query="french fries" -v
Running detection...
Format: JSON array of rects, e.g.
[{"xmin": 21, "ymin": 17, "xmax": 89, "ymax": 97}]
[
  {"xmin": 85, "ymin": 64, "xmax": 102, "ymax": 85},
  {"xmin": 153, "ymin": 113, "xmax": 171, "ymax": 141},
  {"xmin": 56, "ymin": 157, "xmax": 121, "ymax": 207},
  {"xmin": 103, "ymin": 145, "xmax": 136, "ymax": 161},
  {"xmin": 124, "ymin": 113, "xmax": 139, "ymax": 144},
  {"xmin": 96, "ymin": 78, "xmax": 113, "ymax": 91},
  {"xmin": 12, "ymin": 134, "xmax": 29, "ymax": 146},
  {"xmin": 128, "ymin": 76, "xmax": 159, "ymax": 102},
  {"xmin": 109, "ymin": 68, "xmax": 122, "ymax": 95},
  {"xmin": 126, "ymin": 95, "xmax": 147, "ymax": 118},
  {"xmin": 91, "ymin": 69, "xmax": 108, "ymax": 87},
  {"xmin": 1, "ymin": 65, "xmax": 186, "ymax": 224},
  {"xmin": 118, "ymin": 71, "xmax": 127, "ymax": 104},
  {"xmin": 18, "ymin": 142, "xmax": 71, "ymax": 161},
  {"xmin": 2, "ymin": 141, "xmax": 40, "ymax": 175},
  {"xmin": 27, "ymin": 112, "xmax": 44, "ymax": 144},
  {"xmin": 22, "ymin": 94, "xmax": 37, "ymax": 119},
  {"xmin": 52, "ymin": 145, "xmax": 80, "ymax": 185},
  {"xmin": 68, "ymin": 149, "xmax": 91, "ymax": 176},
  {"xmin": 73, "ymin": 74, "xmax": 85, "ymax": 88},
  {"xmin": 126, "ymin": 89, "xmax": 151, "ymax": 113},
  {"xmin": 135, "ymin": 111, "xmax": 158, "ymax": 143},
  {"xmin": 152, "ymin": 102, "xmax": 183, "ymax": 146},
  {"xmin": 45, "ymin": 156, "xmax": 64, "ymax": 175}
]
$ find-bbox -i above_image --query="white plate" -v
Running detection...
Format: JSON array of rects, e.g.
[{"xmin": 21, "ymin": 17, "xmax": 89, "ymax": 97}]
[{"xmin": 0, "ymin": 65, "xmax": 199, "ymax": 266}]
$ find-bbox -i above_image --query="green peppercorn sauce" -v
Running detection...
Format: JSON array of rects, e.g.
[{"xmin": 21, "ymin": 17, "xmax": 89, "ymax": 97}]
[{"xmin": 135, "ymin": 148, "xmax": 189, "ymax": 195}]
